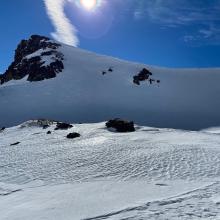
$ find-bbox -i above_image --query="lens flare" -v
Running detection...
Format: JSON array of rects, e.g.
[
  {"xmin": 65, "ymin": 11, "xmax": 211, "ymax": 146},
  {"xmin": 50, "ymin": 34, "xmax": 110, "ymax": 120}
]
[{"xmin": 80, "ymin": 0, "xmax": 97, "ymax": 10}]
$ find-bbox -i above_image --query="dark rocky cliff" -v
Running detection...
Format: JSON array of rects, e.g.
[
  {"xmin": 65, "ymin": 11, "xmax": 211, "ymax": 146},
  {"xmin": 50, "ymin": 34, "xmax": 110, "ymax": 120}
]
[{"xmin": 0, "ymin": 35, "xmax": 64, "ymax": 84}]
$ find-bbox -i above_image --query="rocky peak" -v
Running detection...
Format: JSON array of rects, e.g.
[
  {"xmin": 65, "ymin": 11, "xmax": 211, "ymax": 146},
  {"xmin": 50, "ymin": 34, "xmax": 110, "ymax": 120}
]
[{"xmin": 0, "ymin": 35, "xmax": 64, "ymax": 84}]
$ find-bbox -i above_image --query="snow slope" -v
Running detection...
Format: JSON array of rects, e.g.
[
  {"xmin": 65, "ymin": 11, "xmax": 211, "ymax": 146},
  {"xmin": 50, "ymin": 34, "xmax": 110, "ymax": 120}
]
[
  {"xmin": 1, "ymin": 42, "xmax": 220, "ymax": 130},
  {"xmin": 1, "ymin": 122, "xmax": 220, "ymax": 219}
]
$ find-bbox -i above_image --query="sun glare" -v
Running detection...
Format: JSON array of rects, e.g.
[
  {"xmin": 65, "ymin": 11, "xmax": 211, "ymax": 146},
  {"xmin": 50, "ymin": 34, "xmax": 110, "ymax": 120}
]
[{"xmin": 80, "ymin": 0, "xmax": 97, "ymax": 10}]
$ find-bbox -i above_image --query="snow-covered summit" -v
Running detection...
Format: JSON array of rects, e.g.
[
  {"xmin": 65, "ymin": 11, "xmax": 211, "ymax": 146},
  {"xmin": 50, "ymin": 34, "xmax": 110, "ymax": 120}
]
[{"xmin": 0, "ymin": 35, "xmax": 220, "ymax": 130}]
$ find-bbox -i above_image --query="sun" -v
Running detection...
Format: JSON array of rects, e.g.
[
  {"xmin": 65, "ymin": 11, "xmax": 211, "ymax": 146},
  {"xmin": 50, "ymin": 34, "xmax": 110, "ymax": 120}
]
[{"xmin": 80, "ymin": 0, "xmax": 97, "ymax": 10}]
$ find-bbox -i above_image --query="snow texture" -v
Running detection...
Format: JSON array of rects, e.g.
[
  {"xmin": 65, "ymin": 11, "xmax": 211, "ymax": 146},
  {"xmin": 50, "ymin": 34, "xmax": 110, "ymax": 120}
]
[{"xmin": 1, "ymin": 122, "xmax": 220, "ymax": 219}]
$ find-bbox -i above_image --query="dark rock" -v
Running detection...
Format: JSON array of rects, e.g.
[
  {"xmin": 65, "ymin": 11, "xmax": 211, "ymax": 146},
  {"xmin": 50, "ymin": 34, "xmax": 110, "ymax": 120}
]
[
  {"xmin": 36, "ymin": 119, "xmax": 53, "ymax": 127},
  {"xmin": 133, "ymin": 68, "xmax": 152, "ymax": 85},
  {"xmin": 108, "ymin": 68, "xmax": 113, "ymax": 72},
  {"xmin": 43, "ymin": 125, "xmax": 49, "ymax": 129},
  {"xmin": 102, "ymin": 71, "xmax": 107, "ymax": 75},
  {"xmin": 66, "ymin": 132, "xmax": 80, "ymax": 139},
  {"xmin": 47, "ymin": 131, "xmax": 52, "ymax": 134},
  {"xmin": 106, "ymin": 118, "xmax": 135, "ymax": 132},
  {"xmin": 1, "ymin": 35, "xmax": 64, "ymax": 84},
  {"xmin": 0, "ymin": 127, "xmax": 6, "ymax": 131},
  {"xmin": 55, "ymin": 122, "xmax": 73, "ymax": 130},
  {"xmin": 149, "ymin": 79, "xmax": 155, "ymax": 84},
  {"xmin": 41, "ymin": 51, "xmax": 55, "ymax": 56},
  {"xmin": 157, "ymin": 80, "xmax": 160, "ymax": 83},
  {"xmin": 155, "ymin": 183, "xmax": 168, "ymax": 187},
  {"xmin": 10, "ymin": 142, "xmax": 20, "ymax": 146}
]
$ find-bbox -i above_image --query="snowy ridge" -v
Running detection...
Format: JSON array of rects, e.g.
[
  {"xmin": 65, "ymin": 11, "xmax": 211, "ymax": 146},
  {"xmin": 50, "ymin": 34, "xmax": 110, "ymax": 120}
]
[{"xmin": 0, "ymin": 36, "xmax": 220, "ymax": 129}]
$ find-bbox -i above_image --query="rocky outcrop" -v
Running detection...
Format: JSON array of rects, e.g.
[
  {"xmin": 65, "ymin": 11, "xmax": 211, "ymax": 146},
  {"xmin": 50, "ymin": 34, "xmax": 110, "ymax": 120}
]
[
  {"xmin": 66, "ymin": 132, "xmax": 80, "ymax": 139},
  {"xmin": 1, "ymin": 35, "xmax": 64, "ymax": 84},
  {"xmin": 133, "ymin": 68, "xmax": 160, "ymax": 86},
  {"xmin": 133, "ymin": 68, "xmax": 152, "ymax": 85},
  {"xmin": 106, "ymin": 118, "xmax": 135, "ymax": 132},
  {"xmin": 20, "ymin": 119, "xmax": 55, "ymax": 128},
  {"xmin": 55, "ymin": 122, "xmax": 73, "ymax": 130}
]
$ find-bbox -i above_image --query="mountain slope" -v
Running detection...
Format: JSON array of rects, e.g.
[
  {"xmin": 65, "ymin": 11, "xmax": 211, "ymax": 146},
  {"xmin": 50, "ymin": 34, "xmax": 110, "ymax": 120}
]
[{"xmin": 1, "ymin": 35, "xmax": 220, "ymax": 130}]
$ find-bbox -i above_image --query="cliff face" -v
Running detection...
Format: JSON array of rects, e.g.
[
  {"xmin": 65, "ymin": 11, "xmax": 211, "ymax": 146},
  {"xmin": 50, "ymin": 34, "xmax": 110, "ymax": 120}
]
[{"xmin": 0, "ymin": 35, "xmax": 64, "ymax": 84}]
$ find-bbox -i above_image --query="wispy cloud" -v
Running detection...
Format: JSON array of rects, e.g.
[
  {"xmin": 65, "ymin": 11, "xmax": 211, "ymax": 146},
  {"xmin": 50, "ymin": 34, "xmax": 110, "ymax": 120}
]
[
  {"xmin": 44, "ymin": 0, "xmax": 79, "ymax": 46},
  {"xmin": 133, "ymin": 0, "xmax": 220, "ymax": 44}
]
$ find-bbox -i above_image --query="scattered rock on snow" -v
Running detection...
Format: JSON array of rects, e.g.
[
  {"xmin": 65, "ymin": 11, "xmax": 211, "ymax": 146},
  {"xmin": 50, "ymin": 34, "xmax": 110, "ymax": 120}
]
[
  {"xmin": 66, "ymin": 132, "xmax": 80, "ymax": 139},
  {"xmin": 47, "ymin": 131, "xmax": 52, "ymax": 134},
  {"xmin": 0, "ymin": 127, "xmax": 6, "ymax": 132},
  {"xmin": 133, "ymin": 68, "xmax": 152, "ymax": 85},
  {"xmin": 106, "ymin": 118, "xmax": 135, "ymax": 132},
  {"xmin": 108, "ymin": 67, "xmax": 113, "ymax": 72},
  {"xmin": 10, "ymin": 142, "xmax": 20, "ymax": 146},
  {"xmin": 55, "ymin": 122, "xmax": 73, "ymax": 130},
  {"xmin": 155, "ymin": 183, "xmax": 168, "ymax": 187}
]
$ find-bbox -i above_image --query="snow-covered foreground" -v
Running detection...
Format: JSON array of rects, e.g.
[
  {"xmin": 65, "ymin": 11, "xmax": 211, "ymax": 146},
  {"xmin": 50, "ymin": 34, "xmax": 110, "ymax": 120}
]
[{"xmin": 1, "ymin": 121, "xmax": 220, "ymax": 219}]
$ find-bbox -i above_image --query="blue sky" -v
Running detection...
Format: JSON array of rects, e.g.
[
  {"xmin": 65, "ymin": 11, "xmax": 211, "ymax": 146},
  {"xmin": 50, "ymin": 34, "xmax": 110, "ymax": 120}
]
[{"xmin": 1, "ymin": 0, "xmax": 220, "ymax": 72}]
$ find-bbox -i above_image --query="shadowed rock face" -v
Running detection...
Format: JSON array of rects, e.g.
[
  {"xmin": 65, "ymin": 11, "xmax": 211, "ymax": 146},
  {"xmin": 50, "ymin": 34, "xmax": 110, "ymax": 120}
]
[
  {"xmin": 0, "ymin": 35, "xmax": 64, "ymax": 84},
  {"xmin": 55, "ymin": 122, "xmax": 73, "ymax": 130},
  {"xmin": 133, "ymin": 68, "xmax": 152, "ymax": 85},
  {"xmin": 133, "ymin": 68, "xmax": 160, "ymax": 86},
  {"xmin": 66, "ymin": 132, "xmax": 80, "ymax": 139},
  {"xmin": 106, "ymin": 118, "xmax": 135, "ymax": 132}
]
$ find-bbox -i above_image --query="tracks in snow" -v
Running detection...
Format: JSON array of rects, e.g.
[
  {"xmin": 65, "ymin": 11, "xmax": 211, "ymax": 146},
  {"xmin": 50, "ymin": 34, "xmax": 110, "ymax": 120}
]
[{"xmin": 85, "ymin": 182, "xmax": 220, "ymax": 220}]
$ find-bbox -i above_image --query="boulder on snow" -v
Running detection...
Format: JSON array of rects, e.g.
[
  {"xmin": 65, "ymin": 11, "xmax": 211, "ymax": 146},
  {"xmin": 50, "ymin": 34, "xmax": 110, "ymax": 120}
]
[
  {"xmin": 106, "ymin": 118, "xmax": 135, "ymax": 132},
  {"xmin": 0, "ymin": 127, "xmax": 6, "ymax": 131},
  {"xmin": 66, "ymin": 132, "xmax": 80, "ymax": 139},
  {"xmin": 133, "ymin": 68, "xmax": 152, "ymax": 85},
  {"xmin": 55, "ymin": 122, "xmax": 73, "ymax": 130},
  {"xmin": 47, "ymin": 131, "xmax": 52, "ymax": 134},
  {"xmin": 10, "ymin": 142, "xmax": 20, "ymax": 146},
  {"xmin": 108, "ymin": 67, "xmax": 113, "ymax": 72}
]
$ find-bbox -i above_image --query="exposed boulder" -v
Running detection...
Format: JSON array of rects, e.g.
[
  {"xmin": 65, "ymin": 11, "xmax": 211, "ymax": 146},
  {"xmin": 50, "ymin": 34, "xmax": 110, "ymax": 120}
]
[
  {"xmin": 1, "ymin": 35, "xmax": 64, "ymax": 84},
  {"xmin": 0, "ymin": 127, "xmax": 6, "ymax": 131},
  {"xmin": 47, "ymin": 131, "xmax": 52, "ymax": 134},
  {"xmin": 10, "ymin": 142, "xmax": 20, "ymax": 146},
  {"xmin": 55, "ymin": 122, "xmax": 73, "ymax": 130},
  {"xmin": 108, "ymin": 67, "xmax": 113, "ymax": 72},
  {"xmin": 133, "ymin": 68, "xmax": 152, "ymax": 85},
  {"xmin": 66, "ymin": 132, "xmax": 80, "ymax": 139},
  {"xmin": 106, "ymin": 118, "xmax": 135, "ymax": 132}
]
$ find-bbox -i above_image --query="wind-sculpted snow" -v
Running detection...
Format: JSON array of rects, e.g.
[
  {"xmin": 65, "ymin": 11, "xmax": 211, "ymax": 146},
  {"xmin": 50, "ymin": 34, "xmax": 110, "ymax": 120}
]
[
  {"xmin": 1, "ymin": 122, "xmax": 220, "ymax": 219},
  {"xmin": 1, "ymin": 123, "xmax": 220, "ymax": 185},
  {"xmin": 86, "ymin": 182, "xmax": 220, "ymax": 220}
]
